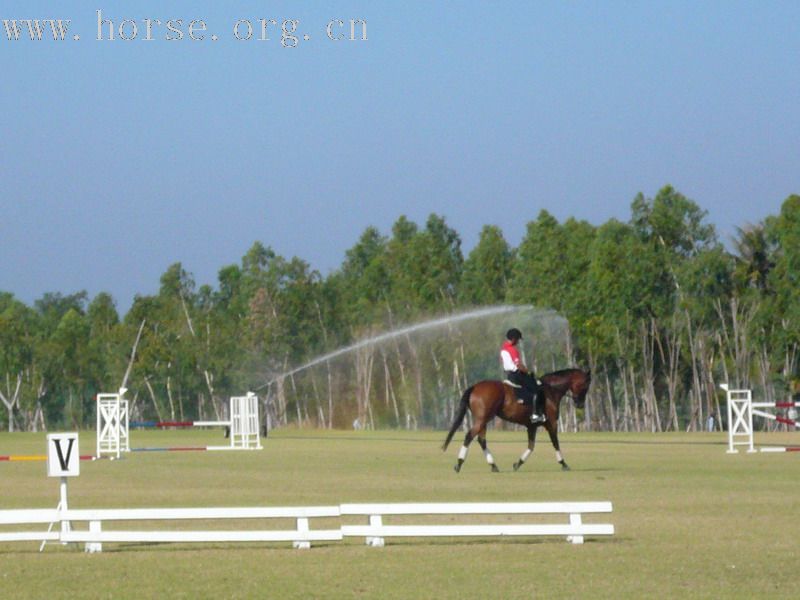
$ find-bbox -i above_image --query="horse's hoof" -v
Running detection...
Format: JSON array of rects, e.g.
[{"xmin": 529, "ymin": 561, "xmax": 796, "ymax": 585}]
[
  {"xmin": 560, "ymin": 462, "xmax": 570, "ymax": 471},
  {"xmin": 512, "ymin": 461, "xmax": 521, "ymax": 471},
  {"xmin": 491, "ymin": 464, "xmax": 500, "ymax": 473},
  {"xmin": 454, "ymin": 463, "xmax": 461, "ymax": 473}
]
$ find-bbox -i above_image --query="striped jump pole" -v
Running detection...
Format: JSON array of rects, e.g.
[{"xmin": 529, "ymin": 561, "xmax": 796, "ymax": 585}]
[
  {"xmin": 129, "ymin": 447, "xmax": 212, "ymax": 453},
  {"xmin": 1, "ymin": 455, "xmax": 96, "ymax": 462},
  {"xmin": 722, "ymin": 384, "xmax": 800, "ymax": 453},
  {"xmin": 129, "ymin": 421, "xmax": 225, "ymax": 428}
]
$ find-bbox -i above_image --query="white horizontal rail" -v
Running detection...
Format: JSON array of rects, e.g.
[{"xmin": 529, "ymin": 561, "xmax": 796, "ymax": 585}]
[
  {"xmin": 62, "ymin": 506, "xmax": 340, "ymax": 521},
  {"xmin": 0, "ymin": 506, "xmax": 338, "ymax": 525},
  {"xmin": 341, "ymin": 524, "xmax": 615, "ymax": 537},
  {"xmin": 62, "ymin": 530, "xmax": 343, "ymax": 544},
  {"xmin": 0, "ymin": 531, "xmax": 61, "ymax": 542},
  {"xmin": 0, "ymin": 509, "xmax": 61, "ymax": 525},
  {"xmin": 340, "ymin": 502, "xmax": 612, "ymax": 515}
]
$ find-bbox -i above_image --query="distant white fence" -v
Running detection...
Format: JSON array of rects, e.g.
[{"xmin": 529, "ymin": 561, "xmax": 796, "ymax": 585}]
[{"xmin": 0, "ymin": 502, "xmax": 614, "ymax": 551}]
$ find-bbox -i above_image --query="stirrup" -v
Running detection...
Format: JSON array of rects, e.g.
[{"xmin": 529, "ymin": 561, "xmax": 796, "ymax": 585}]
[{"xmin": 530, "ymin": 413, "xmax": 545, "ymax": 424}]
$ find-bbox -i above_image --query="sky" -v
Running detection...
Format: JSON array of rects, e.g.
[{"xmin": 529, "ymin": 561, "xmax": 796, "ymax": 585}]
[{"xmin": 1, "ymin": 1, "xmax": 798, "ymax": 312}]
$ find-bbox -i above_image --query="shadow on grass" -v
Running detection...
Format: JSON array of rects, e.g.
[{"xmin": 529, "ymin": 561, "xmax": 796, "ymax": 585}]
[{"xmin": 5, "ymin": 535, "xmax": 620, "ymax": 554}]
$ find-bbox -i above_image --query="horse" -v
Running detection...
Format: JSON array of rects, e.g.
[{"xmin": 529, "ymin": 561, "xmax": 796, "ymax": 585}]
[{"xmin": 442, "ymin": 368, "xmax": 591, "ymax": 472}]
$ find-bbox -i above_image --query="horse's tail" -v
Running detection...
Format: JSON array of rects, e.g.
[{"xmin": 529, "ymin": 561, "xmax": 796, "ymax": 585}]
[{"xmin": 442, "ymin": 386, "xmax": 473, "ymax": 451}]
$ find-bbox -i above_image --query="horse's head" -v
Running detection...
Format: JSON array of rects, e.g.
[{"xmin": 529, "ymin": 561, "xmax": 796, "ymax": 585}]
[
  {"xmin": 541, "ymin": 368, "xmax": 592, "ymax": 408},
  {"xmin": 571, "ymin": 369, "xmax": 591, "ymax": 409}
]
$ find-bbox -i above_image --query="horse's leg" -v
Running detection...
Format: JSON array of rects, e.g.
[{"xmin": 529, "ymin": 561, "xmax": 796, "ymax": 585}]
[
  {"xmin": 513, "ymin": 425, "xmax": 538, "ymax": 471},
  {"xmin": 454, "ymin": 427, "xmax": 477, "ymax": 473},
  {"xmin": 476, "ymin": 435, "xmax": 499, "ymax": 473},
  {"xmin": 544, "ymin": 422, "xmax": 570, "ymax": 471}
]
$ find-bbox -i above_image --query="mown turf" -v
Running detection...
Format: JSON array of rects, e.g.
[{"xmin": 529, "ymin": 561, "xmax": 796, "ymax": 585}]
[{"xmin": 1, "ymin": 428, "xmax": 799, "ymax": 599}]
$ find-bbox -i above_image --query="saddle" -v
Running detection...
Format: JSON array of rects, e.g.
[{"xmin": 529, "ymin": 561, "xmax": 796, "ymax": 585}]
[{"xmin": 503, "ymin": 379, "xmax": 535, "ymax": 406}]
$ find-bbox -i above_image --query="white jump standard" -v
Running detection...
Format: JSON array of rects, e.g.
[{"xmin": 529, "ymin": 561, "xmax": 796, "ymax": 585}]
[
  {"xmin": 96, "ymin": 391, "xmax": 130, "ymax": 459},
  {"xmin": 721, "ymin": 383, "xmax": 800, "ymax": 453}
]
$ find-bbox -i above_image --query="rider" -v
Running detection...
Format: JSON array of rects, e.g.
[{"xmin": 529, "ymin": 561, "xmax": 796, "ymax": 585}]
[{"xmin": 500, "ymin": 328, "xmax": 545, "ymax": 423}]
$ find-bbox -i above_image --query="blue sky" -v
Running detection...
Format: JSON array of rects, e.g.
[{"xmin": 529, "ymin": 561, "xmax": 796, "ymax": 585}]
[{"xmin": 1, "ymin": 1, "xmax": 798, "ymax": 311}]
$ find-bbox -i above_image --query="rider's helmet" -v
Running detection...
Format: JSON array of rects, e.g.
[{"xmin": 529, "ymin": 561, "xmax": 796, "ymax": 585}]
[{"xmin": 506, "ymin": 328, "xmax": 522, "ymax": 342}]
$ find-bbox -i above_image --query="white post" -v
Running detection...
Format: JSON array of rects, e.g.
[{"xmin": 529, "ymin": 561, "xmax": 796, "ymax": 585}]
[
  {"xmin": 85, "ymin": 521, "xmax": 103, "ymax": 553},
  {"xmin": 59, "ymin": 477, "xmax": 71, "ymax": 541},
  {"xmin": 366, "ymin": 514, "xmax": 384, "ymax": 547},
  {"xmin": 567, "ymin": 512, "xmax": 584, "ymax": 544},
  {"xmin": 293, "ymin": 517, "xmax": 311, "ymax": 549},
  {"xmin": 120, "ymin": 398, "xmax": 129, "ymax": 453}
]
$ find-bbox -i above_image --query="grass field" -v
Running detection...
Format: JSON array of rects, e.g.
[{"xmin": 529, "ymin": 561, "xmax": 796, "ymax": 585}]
[{"xmin": 1, "ymin": 427, "xmax": 799, "ymax": 599}]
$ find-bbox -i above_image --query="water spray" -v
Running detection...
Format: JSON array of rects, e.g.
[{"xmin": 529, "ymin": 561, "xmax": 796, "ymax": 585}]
[{"xmin": 254, "ymin": 305, "xmax": 560, "ymax": 391}]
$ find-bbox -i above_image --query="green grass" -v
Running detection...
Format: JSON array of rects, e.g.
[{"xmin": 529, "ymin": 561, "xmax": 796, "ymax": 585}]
[{"xmin": 2, "ymin": 428, "xmax": 800, "ymax": 599}]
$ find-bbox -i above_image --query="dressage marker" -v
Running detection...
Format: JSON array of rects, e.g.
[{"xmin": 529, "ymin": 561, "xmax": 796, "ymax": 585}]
[
  {"xmin": 96, "ymin": 391, "xmax": 262, "ymax": 458},
  {"xmin": 722, "ymin": 384, "xmax": 800, "ymax": 453}
]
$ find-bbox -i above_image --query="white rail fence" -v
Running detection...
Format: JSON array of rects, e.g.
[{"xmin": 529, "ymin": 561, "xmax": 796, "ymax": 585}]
[
  {"xmin": 0, "ymin": 502, "xmax": 614, "ymax": 551},
  {"xmin": 341, "ymin": 502, "xmax": 615, "ymax": 546},
  {"xmin": 0, "ymin": 506, "xmax": 341, "ymax": 552}
]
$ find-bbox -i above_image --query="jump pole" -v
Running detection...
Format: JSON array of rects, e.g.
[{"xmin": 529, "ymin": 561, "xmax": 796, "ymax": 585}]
[{"xmin": 1, "ymin": 455, "xmax": 96, "ymax": 462}]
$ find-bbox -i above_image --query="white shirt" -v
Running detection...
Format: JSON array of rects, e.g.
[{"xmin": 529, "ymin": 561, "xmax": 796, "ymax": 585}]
[{"xmin": 500, "ymin": 349, "xmax": 518, "ymax": 371}]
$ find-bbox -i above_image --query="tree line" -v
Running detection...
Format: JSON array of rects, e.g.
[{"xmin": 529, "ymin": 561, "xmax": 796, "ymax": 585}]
[{"xmin": 1, "ymin": 186, "xmax": 798, "ymax": 433}]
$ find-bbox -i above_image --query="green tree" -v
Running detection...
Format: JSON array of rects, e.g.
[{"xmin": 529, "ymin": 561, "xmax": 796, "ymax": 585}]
[
  {"xmin": 0, "ymin": 294, "xmax": 37, "ymax": 431},
  {"xmin": 459, "ymin": 225, "xmax": 513, "ymax": 305},
  {"xmin": 765, "ymin": 195, "xmax": 800, "ymax": 379},
  {"xmin": 384, "ymin": 215, "xmax": 463, "ymax": 315},
  {"xmin": 336, "ymin": 226, "xmax": 390, "ymax": 325}
]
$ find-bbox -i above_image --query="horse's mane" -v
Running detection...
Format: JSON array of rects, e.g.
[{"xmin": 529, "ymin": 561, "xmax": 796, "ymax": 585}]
[{"xmin": 544, "ymin": 368, "xmax": 585, "ymax": 377}]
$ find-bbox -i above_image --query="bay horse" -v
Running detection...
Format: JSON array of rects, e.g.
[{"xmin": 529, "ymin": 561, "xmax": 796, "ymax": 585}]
[{"xmin": 442, "ymin": 368, "xmax": 591, "ymax": 472}]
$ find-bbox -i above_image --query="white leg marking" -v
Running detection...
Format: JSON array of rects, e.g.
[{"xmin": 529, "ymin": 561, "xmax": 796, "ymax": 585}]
[
  {"xmin": 556, "ymin": 450, "xmax": 563, "ymax": 462},
  {"xmin": 458, "ymin": 445, "xmax": 469, "ymax": 460},
  {"xmin": 520, "ymin": 448, "xmax": 532, "ymax": 462},
  {"xmin": 483, "ymin": 449, "xmax": 495, "ymax": 465}
]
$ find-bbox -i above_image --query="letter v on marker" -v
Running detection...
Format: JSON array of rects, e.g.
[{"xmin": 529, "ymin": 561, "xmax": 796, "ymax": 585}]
[{"xmin": 53, "ymin": 438, "xmax": 75, "ymax": 471}]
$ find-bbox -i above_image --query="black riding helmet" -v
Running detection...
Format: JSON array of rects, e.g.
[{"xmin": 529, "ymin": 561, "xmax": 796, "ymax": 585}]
[{"xmin": 506, "ymin": 328, "xmax": 522, "ymax": 342}]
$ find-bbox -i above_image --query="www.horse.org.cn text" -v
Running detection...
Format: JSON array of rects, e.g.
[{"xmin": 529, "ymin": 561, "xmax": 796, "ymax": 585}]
[{"xmin": 1, "ymin": 10, "xmax": 368, "ymax": 46}]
